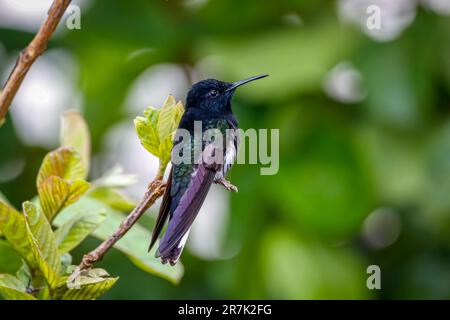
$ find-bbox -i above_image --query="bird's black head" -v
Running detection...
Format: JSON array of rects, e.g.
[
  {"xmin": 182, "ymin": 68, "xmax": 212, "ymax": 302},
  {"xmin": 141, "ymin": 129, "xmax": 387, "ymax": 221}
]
[{"xmin": 185, "ymin": 75, "xmax": 268, "ymax": 114}]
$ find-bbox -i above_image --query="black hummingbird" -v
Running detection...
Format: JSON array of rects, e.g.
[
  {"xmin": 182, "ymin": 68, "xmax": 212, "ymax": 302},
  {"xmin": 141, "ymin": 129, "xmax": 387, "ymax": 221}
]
[{"xmin": 149, "ymin": 74, "xmax": 268, "ymax": 265}]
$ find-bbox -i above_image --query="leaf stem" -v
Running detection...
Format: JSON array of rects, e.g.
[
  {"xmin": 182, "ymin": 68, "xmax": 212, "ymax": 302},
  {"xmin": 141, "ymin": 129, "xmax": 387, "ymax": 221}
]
[
  {"xmin": 156, "ymin": 161, "xmax": 168, "ymax": 181},
  {"xmin": 0, "ymin": 0, "xmax": 72, "ymax": 122},
  {"xmin": 69, "ymin": 178, "xmax": 166, "ymax": 282}
]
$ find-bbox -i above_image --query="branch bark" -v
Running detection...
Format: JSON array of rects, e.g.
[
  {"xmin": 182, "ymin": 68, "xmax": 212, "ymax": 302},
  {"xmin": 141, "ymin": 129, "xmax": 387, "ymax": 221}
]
[
  {"xmin": 69, "ymin": 178, "xmax": 166, "ymax": 282},
  {"xmin": 0, "ymin": 0, "xmax": 72, "ymax": 122}
]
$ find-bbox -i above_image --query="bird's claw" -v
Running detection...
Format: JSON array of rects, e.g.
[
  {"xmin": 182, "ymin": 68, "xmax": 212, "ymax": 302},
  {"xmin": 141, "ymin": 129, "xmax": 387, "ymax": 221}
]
[{"xmin": 215, "ymin": 179, "xmax": 238, "ymax": 193}]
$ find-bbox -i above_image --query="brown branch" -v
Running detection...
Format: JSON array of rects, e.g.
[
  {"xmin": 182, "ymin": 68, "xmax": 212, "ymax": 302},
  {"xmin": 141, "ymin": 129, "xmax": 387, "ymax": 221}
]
[
  {"xmin": 69, "ymin": 178, "xmax": 166, "ymax": 282},
  {"xmin": 0, "ymin": 0, "xmax": 72, "ymax": 122}
]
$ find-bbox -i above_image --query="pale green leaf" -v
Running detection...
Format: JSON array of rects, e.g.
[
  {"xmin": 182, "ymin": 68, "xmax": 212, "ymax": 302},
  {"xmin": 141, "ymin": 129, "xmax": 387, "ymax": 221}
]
[
  {"xmin": 157, "ymin": 95, "xmax": 178, "ymax": 142},
  {"xmin": 0, "ymin": 274, "xmax": 37, "ymax": 300},
  {"xmin": 91, "ymin": 165, "xmax": 137, "ymax": 188},
  {"xmin": 55, "ymin": 211, "xmax": 106, "ymax": 254},
  {"xmin": 60, "ymin": 110, "xmax": 91, "ymax": 175},
  {"xmin": 134, "ymin": 95, "xmax": 184, "ymax": 172},
  {"xmin": 134, "ymin": 108, "xmax": 160, "ymax": 157},
  {"xmin": 36, "ymin": 147, "xmax": 86, "ymax": 188},
  {"xmin": 23, "ymin": 201, "xmax": 60, "ymax": 288},
  {"xmin": 88, "ymin": 187, "xmax": 135, "ymax": 212},
  {"xmin": 0, "ymin": 201, "xmax": 35, "ymax": 267},
  {"xmin": 60, "ymin": 253, "xmax": 73, "ymax": 274},
  {"xmin": 38, "ymin": 176, "xmax": 90, "ymax": 221},
  {"xmin": 157, "ymin": 97, "xmax": 184, "ymax": 167},
  {"xmin": 15, "ymin": 263, "xmax": 32, "ymax": 288},
  {"xmin": 63, "ymin": 268, "xmax": 117, "ymax": 300},
  {"xmin": 55, "ymin": 197, "xmax": 184, "ymax": 284}
]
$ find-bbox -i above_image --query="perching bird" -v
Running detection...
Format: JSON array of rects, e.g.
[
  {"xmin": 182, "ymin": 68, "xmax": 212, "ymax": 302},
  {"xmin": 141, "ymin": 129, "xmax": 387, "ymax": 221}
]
[{"xmin": 149, "ymin": 74, "xmax": 268, "ymax": 265}]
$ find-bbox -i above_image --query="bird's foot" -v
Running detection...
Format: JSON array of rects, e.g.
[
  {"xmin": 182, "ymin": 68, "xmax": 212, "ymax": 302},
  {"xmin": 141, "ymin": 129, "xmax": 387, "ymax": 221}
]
[{"xmin": 215, "ymin": 178, "xmax": 238, "ymax": 192}]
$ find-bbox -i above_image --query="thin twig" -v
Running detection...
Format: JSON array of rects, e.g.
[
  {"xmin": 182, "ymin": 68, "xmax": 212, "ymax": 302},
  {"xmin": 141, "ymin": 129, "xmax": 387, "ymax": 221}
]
[
  {"xmin": 0, "ymin": 0, "xmax": 72, "ymax": 122},
  {"xmin": 69, "ymin": 179, "xmax": 166, "ymax": 282}
]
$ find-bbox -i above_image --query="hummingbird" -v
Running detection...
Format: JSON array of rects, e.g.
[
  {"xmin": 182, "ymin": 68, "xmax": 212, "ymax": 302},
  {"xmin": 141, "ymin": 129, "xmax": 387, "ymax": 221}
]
[{"xmin": 148, "ymin": 74, "xmax": 268, "ymax": 265}]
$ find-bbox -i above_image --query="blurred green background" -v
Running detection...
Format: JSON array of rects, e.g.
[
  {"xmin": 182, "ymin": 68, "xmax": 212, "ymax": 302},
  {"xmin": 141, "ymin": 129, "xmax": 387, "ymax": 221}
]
[{"xmin": 1, "ymin": 0, "xmax": 450, "ymax": 299}]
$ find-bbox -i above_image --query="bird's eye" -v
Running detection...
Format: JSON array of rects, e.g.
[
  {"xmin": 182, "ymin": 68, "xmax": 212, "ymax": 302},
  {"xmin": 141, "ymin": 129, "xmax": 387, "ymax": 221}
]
[{"xmin": 208, "ymin": 90, "xmax": 219, "ymax": 98}]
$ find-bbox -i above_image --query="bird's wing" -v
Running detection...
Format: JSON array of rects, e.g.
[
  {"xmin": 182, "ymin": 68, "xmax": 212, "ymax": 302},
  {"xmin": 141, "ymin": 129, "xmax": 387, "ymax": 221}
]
[
  {"xmin": 148, "ymin": 166, "xmax": 173, "ymax": 252},
  {"xmin": 157, "ymin": 144, "xmax": 220, "ymax": 257}
]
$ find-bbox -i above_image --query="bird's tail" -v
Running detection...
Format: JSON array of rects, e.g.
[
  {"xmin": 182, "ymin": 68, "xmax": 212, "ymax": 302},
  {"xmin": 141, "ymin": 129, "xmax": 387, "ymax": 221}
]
[{"xmin": 156, "ymin": 229, "xmax": 190, "ymax": 266}]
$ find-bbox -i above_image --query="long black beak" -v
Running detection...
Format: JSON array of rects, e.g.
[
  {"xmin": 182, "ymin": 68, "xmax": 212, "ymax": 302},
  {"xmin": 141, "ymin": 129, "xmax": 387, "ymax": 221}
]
[{"xmin": 226, "ymin": 74, "xmax": 269, "ymax": 92}]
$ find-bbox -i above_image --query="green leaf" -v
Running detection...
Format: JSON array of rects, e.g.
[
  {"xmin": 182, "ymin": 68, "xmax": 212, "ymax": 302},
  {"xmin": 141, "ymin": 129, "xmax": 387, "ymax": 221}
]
[
  {"xmin": 63, "ymin": 268, "xmax": 117, "ymax": 300},
  {"xmin": 134, "ymin": 95, "xmax": 184, "ymax": 172},
  {"xmin": 59, "ymin": 253, "xmax": 73, "ymax": 274},
  {"xmin": 0, "ymin": 240, "xmax": 22, "ymax": 274},
  {"xmin": 55, "ymin": 197, "xmax": 184, "ymax": 284},
  {"xmin": 36, "ymin": 147, "xmax": 87, "ymax": 188},
  {"xmin": 88, "ymin": 187, "xmax": 135, "ymax": 212},
  {"xmin": 134, "ymin": 107, "xmax": 160, "ymax": 157},
  {"xmin": 0, "ymin": 201, "xmax": 35, "ymax": 267},
  {"xmin": 0, "ymin": 274, "xmax": 37, "ymax": 300},
  {"xmin": 38, "ymin": 176, "xmax": 90, "ymax": 221},
  {"xmin": 15, "ymin": 263, "xmax": 32, "ymax": 287},
  {"xmin": 55, "ymin": 211, "xmax": 106, "ymax": 254},
  {"xmin": 157, "ymin": 95, "xmax": 178, "ymax": 142},
  {"xmin": 23, "ymin": 201, "xmax": 60, "ymax": 288},
  {"xmin": 60, "ymin": 110, "xmax": 91, "ymax": 175},
  {"xmin": 157, "ymin": 97, "xmax": 184, "ymax": 167},
  {"xmin": 91, "ymin": 165, "xmax": 137, "ymax": 188}
]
